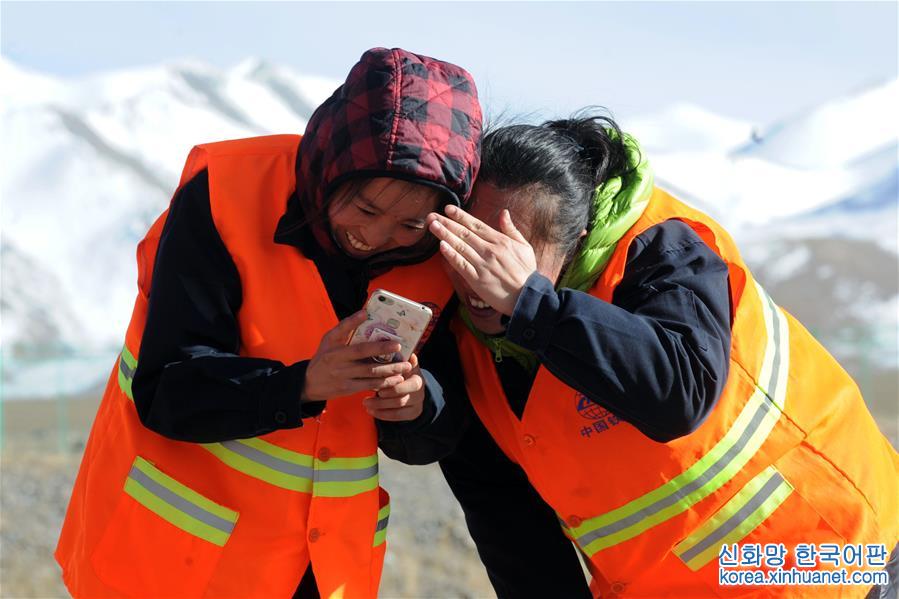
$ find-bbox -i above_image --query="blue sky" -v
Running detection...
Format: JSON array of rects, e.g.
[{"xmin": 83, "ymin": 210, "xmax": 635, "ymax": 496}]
[{"xmin": 2, "ymin": 1, "xmax": 897, "ymax": 124}]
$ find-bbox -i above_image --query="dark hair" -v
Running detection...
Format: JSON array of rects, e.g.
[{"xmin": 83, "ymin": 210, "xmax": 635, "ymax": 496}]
[{"xmin": 478, "ymin": 109, "xmax": 634, "ymax": 261}]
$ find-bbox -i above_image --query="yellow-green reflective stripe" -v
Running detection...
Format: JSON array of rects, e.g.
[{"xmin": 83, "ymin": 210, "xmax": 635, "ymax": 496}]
[
  {"xmin": 202, "ymin": 442, "xmax": 313, "ymax": 492},
  {"xmin": 118, "ymin": 360, "xmax": 134, "ymax": 401},
  {"xmin": 568, "ymin": 283, "xmax": 789, "ymax": 555},
  {"xmin": 373, "ymin": 529, "xmax": 388, "ymax": 547},
  {"xmin": 312, "ymin": 454, "xmax": 379, "ymax": 490},
  {"xmin": 202, "ymin": 439, "xmax": 378, "ymax": 496},
  {"xmin": 377, "ymin": 504, "xmax": 391, "ymax": 521},
  {"xmin": 373, "ymin": 504, "xmax": 390, "ymax": 546},
  {"xmin": 314, "ymin": 463, "xmax": 378, "ymax": 483},
  {"xmin": 124, "ymin": 479, "xmax": 230, "ymax": 546},
  {"xmin": 121, "ymin": 344, "xmax": 137, "ymax": 370},
  {"xmin": 117, "ymin": 345, "xmax": 137, "ymax": 401},
  {"xmin": 756, "ymin": 283, "xmax": 790, "ymax": 412},
  {"xmin": 315, "ymin": 454, "xmax": 378, "ymax": 470},
  {"xmin": 240, "ymin": 437, "xmax": 314, "ymax": 467},
  {"xmin": 576, "ymin": 390, "xmax": 781, "ymax": 555},
  {"xmin": 220, "ymin": 440, "xmax": 315, "ymax": 478},
  {"xmin": 125, "ymin": 457, "xmax": 238, "ymax": 547},
  {"xmin": 133, "ymin": 457, "xmax": 238, "ymax": 523},
  {"xmin": 313, "ymin": 475, "xmax": 379, "ymax": 498},
  {"xmin": 119, "ymin": 355, "xmax": 136, "ymax": 380},
  {"xmin": 675, "ymin": 466, "xmax": 793, "ymax": 570}
]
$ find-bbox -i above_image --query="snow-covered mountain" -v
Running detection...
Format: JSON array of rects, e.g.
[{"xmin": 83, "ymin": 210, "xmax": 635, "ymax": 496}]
[
  {"xmin": 1, "ymin": 58, "xmax": 337, "ymax": 364},
  {"xmin": 1, "ymin": 59, "xmax": 897, "ymax": 407},
  {"xmin": 628, "ymin": 79, "xmax": 898, "ymax": 236}
]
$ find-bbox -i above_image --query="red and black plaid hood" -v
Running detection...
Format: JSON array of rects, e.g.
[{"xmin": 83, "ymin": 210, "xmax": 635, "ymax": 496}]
[{"xmin": 296, "ymin": 47, "xmax": 482, "ymax": 233}]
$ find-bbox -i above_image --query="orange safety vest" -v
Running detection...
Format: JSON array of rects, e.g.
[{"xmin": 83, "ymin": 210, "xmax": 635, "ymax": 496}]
[
  {"xmin": 56, "ymin": 134, "xmax": 454, "ymax": 598},
  {"xmin": 453, "ymin": 187, "xmax": 898, "ymax": 598}
]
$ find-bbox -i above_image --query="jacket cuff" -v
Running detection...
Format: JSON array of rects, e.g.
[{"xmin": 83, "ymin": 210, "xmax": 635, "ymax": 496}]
[
  {"xmin": 417, "ymin": 368, "xmax": 443, "ymax": 427},
  {"xmin": 290, "ymin": 361, "xmax": 327, "ymax": 420},
  {"xmin": 506, "ymin": 272, "xmax": 560, "ymax": 353},
  {"xmin": 258, "ymin": 361, "xmax": 309, "ymax": 431}
]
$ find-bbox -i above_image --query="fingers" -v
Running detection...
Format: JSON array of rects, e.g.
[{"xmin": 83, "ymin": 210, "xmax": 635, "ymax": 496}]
[
  {"xmin": 427, "ymin": 213, "xmax": 490, "ymax": 254},
  {"xmin": 364, "ymin": 371, "xmax": 425, "ymax": 416},
  {"xmin": 438, "ymin": 239, "xmax": 480, "ymax": 283},
  {"xmin": 363, "ymin": 394, "xmax": 413, "ymax": 410},
  {"xmin": 371, "ymin": 374, "xmax": 408, "ymax": 390},
  {"xmin": 342, "ymin": 339, "xmax": 403, "ymax": 361},
  {"xmin": 342, "ymin": 360, "xmax": 412, "ymax": 380},
  {"xmin": 322, "ymin": 310, "xmax": 368, "ymax": 348},
  {"xmin": 408, "ymin": 353, "xmax": 419, "ymax": 369},
  {"xmin": 429, "ymin": 218, "xmax": 484, "ymax": 269},
  {"xmin": 364, "ymin": 391, "xmax": 424, "ymax": 421},
  {"xmin": 443, "ymin": 204, "xmax": 502, "ymax": 244},
  {"xmin": 499, "ymin": 209, "xmax": 528, "ymax": 244},
  {"xmin": 376, "ymin": 374, "xmax": 423, "ymax": 398},
  {"xmin": 337, "ymin": 374, "xmax": 408, "ymax": 397}
]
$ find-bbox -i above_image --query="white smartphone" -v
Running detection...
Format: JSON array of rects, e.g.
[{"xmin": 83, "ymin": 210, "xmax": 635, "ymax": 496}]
[{"xmin": 349, "ymin": 289, "xmax": 434, "ymax": 363}]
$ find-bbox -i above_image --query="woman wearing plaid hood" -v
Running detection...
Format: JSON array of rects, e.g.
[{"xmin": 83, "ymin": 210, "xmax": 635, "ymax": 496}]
[{"xmin": 56, "ymin": 48, "xmax": 482, "ymax": 598}]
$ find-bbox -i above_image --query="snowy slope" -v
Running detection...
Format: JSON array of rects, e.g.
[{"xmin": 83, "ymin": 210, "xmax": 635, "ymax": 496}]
[
  {"xmin": 1, "ymin": 58, "xmax": 338, "ymax": 395},
  {"xmin": 732, "ymin": 79, "xmax": 899, "ymax": 169},
  {"xmin": 1, "ymin": 59, "xmax": 896, "ymax": 398},
  {"xmin": 626, "ymin": 79, "xmax": 898, "ymax": 234}
]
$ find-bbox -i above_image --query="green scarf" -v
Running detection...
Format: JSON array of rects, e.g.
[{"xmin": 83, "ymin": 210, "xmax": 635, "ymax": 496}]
[{"xmin": 461, "ymin": 132, "xmax": 654, "ymax": 371}]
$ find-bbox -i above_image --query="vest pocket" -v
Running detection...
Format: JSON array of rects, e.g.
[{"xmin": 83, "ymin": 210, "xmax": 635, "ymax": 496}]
[
  {"xmin": 673, "ymin": 464, "xmax": 845, "ymax": 596},
  {"xmin": 91, "ymin": 456, "xmax": 238, "ymax": 597},
  {"xmin": 674, "ymin": 465, "xmax": 794, "ymax": 572}
]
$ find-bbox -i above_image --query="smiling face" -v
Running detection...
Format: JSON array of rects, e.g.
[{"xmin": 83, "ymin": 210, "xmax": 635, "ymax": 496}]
[
  {"xmin": 449, "ymin": 182, "xmax": 571, "ymax": 335},
  {"xmin": 328, "ymin": 177, "xmax": 442, "ymax": 258}
]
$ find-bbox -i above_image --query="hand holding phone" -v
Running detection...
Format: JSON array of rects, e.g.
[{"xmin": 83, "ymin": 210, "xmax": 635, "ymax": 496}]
[
  {"xmin": 363, "ymin": 353, "xmax": 427, "ymax": 422},
  {"xmin": 302, "ymin": 311, "xmax": 414, "ymax": 403},
  {"xmin": 349, "ymin": 290, "xmax": 434, "ymax": 364}
]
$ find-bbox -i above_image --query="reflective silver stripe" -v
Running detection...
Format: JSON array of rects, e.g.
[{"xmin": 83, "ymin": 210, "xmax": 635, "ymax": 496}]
[
  {"xmin": 220, "ymin": 440, "xmax": 314, "ymax": 478},
  {"xmin": 677, "ymin": 470, "xmax": 787, "ymax": 564},
  {"xmin": 569, "ymin": 285, "xmax": 788, "ymax": 551},
  {"xmin": 119, "ymin": 358, "xmax": 135, "ymax": 379},
  {"xmin": 315, "ymin": 464, "xmax": 379, "ymax": 483},
  {"xmin": 129, "ymin": 466, "xmax": 235, "ymax": 534},
  {"xmin": 765, "ymin": 294, "xmax": 784, "ymax": 402},
  {"xmin": 574, "ymin": 400, "xmax": 775, "ymax": 548},
  {"xmin": 375, "ymin": 516, "xmax": 389, "ymax": 532}
]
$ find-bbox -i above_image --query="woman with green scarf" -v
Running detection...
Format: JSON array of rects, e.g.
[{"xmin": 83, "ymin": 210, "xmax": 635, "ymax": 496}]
[
  {"xmin": 381, "ymin": 112, "xmax": 897, "ymax": 597},
  {"xmin": 379, "ymin": 113, "xmax": 732, "ymax": 595}
]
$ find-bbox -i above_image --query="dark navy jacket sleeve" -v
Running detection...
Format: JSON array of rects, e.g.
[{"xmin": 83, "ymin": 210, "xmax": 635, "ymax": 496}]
[
  {"xmin": 506, "ymin": 219, "xmax": 732, "ymax": 442},
  {"xmin": 132, "ymin": 170, "xmax": 324, "ymax": 443}
]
